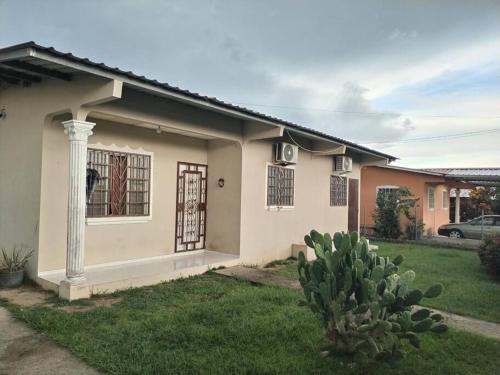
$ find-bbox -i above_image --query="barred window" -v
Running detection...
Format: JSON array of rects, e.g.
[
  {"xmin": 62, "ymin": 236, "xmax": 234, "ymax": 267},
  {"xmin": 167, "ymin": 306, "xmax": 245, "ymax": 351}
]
[
  {"xmin": 428, "ymin": 186, "xmax": 435, "ymax": 210},
  {"xmin": 330, "ymin": 176, "xmax": 347, "ymax": 206},
  {"xmin": 376, "ymin": 186, "xmax": 399, "ymax": 197},
  {"xmin": 267, "ymin": 165, "xmax": 294, "ymax": 207},
  {"xmin": 86, "ymin": 148, "xmax": 151, "ymax": 217}
]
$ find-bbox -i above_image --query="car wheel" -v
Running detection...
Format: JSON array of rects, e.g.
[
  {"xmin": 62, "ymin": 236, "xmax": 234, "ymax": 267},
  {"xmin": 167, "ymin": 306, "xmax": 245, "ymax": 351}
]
[{"xmin": 449, "ymin": 230, "xmax": 463, "ymax": 239}]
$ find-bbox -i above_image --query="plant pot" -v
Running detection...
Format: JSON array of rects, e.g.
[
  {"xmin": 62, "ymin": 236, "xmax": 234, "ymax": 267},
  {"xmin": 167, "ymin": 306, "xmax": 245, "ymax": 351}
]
[{"xmin": 0, "ymin": 270, "xmax": 24, "ymax": 288}]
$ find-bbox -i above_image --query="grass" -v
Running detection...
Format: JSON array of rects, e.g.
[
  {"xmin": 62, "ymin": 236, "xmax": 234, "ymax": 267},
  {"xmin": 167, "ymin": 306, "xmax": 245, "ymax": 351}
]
[
  {"xmin": 268, "ymin": 242, "xmax": 500, "ymax": 323},
  {"xmin": 2, "ymin": 273, "xmax": 500, "ymax": 375},
  {"xmin": 375, "ymin": 242, "xmax": 500, "ymax": 323}
]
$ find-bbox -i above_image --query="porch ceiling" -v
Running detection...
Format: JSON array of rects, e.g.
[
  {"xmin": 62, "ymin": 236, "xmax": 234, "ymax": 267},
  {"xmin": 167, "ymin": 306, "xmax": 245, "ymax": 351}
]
[{"xmin": 89, "ymin": 111, "xmax": 218, "ymax": 140}]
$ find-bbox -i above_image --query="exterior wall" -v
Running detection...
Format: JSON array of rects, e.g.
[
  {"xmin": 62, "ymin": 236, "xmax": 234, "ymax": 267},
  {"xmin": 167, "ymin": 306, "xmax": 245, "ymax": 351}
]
[
  {"xmin": 239, "ymin": 141, "xmax": 361, "ymax": 264},
  {"xmin": 0, "ymin": 85, "xmax": 44, "ymax": 276},
  {"xmin": 206, "ymin": 140, "xmax": 242, "ymax": 255},
  {"xmin": 360, "ymin": 166, "xmax": 450, "ymax": 236},
  {"xmin": 38, "ymin": 118, "xmax": 209, "ymax": 272},
  {"xmin": 422, "ymin": 183, "xmax": 450, "ymax": 235},
  {"xmin": 3, "ymin": 75, "xmax": 378, "ymax": 275}
]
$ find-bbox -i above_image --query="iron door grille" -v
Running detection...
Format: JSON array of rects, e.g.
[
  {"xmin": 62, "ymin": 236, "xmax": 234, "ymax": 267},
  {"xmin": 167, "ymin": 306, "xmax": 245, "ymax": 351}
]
[
  {"xmin": 86, "ymin": 148, "xmax": 151, "ymax": 217},
  {"xmin": 175, "ymin": 162, "xmax": 207, "ymax": 252}
]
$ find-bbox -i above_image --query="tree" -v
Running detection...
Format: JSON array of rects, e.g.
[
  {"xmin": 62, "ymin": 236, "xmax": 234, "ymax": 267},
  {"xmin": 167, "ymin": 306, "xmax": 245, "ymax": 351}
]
[
  {"xmin": 469, "ymin": 187, "xmax": 500, "ymax": 215},
  {"xmin": 373, "ymin": 188, "xmax": 418, "ymax": 239}
]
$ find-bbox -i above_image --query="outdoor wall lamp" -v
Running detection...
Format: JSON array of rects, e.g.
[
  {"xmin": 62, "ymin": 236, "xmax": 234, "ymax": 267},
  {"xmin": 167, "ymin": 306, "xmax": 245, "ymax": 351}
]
[
  {"xmin": 0, "ymin": 107, "xmax": 6, "ymax": 120},
  {"xmin": 218, "ymin": 178, "xmax": 225, "ymax": 188}
]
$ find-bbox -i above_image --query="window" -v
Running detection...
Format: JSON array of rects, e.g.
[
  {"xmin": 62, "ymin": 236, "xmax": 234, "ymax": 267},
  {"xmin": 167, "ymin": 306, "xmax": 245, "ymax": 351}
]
[
  {"xmin": 330, "ymin": 176, "xmax": 347, "ymax": 206},
  {"xmin": 427, "ymin": 186, "xmax": 435, "ymax": 210},
  {"xmin": 267, "ymin": 165, "xmax": 294, "ymax": 207},
  {"xmin": 376, "ymin": 186, "xmax": 399, "ymax": 198},
  {"xmin": 86, "ymin": 148, "xmax": 151, "ymax": 218},
  {"xmin": 442, "ymin": 189, "xmax": 449, "ymax": 209}
]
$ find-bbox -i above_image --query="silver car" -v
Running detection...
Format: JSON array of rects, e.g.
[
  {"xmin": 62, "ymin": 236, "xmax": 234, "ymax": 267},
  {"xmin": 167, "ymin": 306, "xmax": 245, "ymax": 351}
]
[{"xmin": 438, "ymin": 215, "xmax": 500, "ymax": 239}]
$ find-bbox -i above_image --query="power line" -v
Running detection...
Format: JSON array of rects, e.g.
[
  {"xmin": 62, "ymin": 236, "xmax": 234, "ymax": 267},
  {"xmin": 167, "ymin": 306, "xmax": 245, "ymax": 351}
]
[
  {"xmin": 359, "ymin": 127, "xmax": 500, "ymax": 145},
  {"xmin": 232, "ymin": 101, "xmax": 500, "ymax": 120}
]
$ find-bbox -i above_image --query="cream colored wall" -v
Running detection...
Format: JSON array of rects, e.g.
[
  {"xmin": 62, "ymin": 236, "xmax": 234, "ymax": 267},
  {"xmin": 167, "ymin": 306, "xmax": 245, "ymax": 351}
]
[
  {"xmin": 206, "ymin": 140, "xmax": 242, "ymax": 255},
  {"xmin": 239, "ymin": 141, "xmax": 360, "ymax": 264},
  {"xmin": 0, "ymin": 85, "xmax": 44, "ymax": 276},
  {"xmin": 38, "ymin": 118, "xmax": 209, "ymax": 272}
]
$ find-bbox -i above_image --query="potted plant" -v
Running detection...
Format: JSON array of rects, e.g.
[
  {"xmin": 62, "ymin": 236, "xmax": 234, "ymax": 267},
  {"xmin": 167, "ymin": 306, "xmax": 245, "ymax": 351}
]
[{"xmin": 0, "ymin": 246, "xmax": 34, "ymax": 288}]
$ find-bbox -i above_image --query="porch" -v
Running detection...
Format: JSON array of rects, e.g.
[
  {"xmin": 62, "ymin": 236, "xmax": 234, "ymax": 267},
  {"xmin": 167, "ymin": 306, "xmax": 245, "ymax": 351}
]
[{"xmin": 38, "ymin": 250, "xmax": 239, "ymax": 295}]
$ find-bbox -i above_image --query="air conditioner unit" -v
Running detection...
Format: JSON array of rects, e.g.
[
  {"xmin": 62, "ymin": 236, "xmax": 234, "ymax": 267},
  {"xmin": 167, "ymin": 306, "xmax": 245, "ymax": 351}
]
[
  {"xmin": 274, "ymin": 142, "xmax": 298, "ymax": 165},
  {"xmin": 334, "ymin": 156, "xmax": 352, "ymax": 173}
]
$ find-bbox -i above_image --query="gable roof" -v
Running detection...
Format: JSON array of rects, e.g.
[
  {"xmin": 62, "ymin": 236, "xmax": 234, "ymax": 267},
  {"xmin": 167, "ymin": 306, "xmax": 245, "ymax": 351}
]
[{"xmin": 0, "ymin": 41, "xmax": 395, "ymax": 161}]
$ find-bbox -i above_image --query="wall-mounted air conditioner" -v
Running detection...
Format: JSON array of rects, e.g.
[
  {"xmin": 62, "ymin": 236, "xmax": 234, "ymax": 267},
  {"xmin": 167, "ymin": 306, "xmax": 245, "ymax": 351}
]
[
  {"xmin": 334, "ymin": 155, "xmax": 352, "ymax": 174},
  {"xmin": 274, "ymin": 142, "xmax": 298, "ymax": 165}
]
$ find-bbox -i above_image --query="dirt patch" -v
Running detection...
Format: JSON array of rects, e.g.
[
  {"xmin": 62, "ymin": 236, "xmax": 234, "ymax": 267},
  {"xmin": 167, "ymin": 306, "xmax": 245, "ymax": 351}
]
[
  {"xmin": 57, "ymin": 296, "xmax": 122, "ymax": 313},
  {"xmin": 0, "ymin": 285, "xmax": 54, "ymax": 307},
  {"xmin": 0, "ymin": 285, "xmax": 122, "ymax": 313}
]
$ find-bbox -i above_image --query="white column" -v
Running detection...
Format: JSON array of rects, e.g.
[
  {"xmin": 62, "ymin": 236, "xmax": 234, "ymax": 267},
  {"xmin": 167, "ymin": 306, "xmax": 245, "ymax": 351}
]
[
  {"xmin": 454, "ymin": 188, "xmax": 461, "ymax": 223},
  {"xmin": 59, "ymin": 119, "xmax": 95, "ymax": 300}
]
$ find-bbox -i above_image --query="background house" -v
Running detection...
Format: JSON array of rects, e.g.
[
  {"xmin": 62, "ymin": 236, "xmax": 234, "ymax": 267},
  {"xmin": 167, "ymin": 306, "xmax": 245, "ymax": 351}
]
[{"xmin": 361, "ymin": 166, "xmax": 500, "ymax": 237}]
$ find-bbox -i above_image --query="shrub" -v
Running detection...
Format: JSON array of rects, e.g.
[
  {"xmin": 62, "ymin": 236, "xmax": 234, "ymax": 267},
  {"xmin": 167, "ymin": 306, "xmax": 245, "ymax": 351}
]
[
  {"xmin": 0, "ymin": 246, "xmax": 34, "ymax": 272},
  {"xmin": 405, "ymin": 219, "xmax": 424, "ymax": 240},
  {"xmin": 298, "ymin": 230, "xmax": 446, "ymax": 367},
  {"xmin": 373, "ymin": 188, "xmax": 418, "ymax": 239},
  {"xmin": 478, "ymin": 232, "xmax": 500, "ymax": 278}
]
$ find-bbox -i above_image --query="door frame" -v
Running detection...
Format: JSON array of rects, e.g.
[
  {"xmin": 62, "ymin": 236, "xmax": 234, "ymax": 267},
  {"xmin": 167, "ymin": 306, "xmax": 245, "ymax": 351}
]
[
  {"xmin": 348, "ymin": 178, "xmax": 359, "ymax": 233},
  {"xmin": 174, "ymin": 162, "xmax": 208, "ymax": 252}
]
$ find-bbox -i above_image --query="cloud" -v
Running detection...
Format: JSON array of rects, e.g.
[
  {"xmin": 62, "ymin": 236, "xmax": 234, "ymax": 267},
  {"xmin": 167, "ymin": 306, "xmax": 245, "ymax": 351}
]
[{"xmin": 1, "ymin": 0, "xmax": 499, "ymax": 167}]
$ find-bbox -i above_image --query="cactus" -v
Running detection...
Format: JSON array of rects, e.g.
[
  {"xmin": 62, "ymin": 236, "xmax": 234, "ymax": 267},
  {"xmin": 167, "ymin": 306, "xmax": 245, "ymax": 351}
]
[{"xmin": 298, "ymin": 230, "xmax": 447, "ymax": 367}]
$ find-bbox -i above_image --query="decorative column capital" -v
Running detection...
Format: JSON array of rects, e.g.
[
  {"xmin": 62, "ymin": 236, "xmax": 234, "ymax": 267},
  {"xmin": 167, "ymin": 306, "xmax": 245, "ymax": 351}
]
[{"xmin": 62, "ymin": 119, "xmax": 95, "ymax": 142}]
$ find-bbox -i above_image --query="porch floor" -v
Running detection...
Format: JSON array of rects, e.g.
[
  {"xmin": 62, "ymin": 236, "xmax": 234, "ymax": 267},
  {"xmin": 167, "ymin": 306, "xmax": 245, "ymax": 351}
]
[{"xmin": 38, "ymin": 250, "xmax": 240, "ymax": 295}]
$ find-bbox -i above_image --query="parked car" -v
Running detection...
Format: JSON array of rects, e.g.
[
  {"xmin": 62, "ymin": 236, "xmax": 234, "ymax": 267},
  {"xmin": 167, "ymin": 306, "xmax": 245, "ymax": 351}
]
[{"xmin": 438, "ymin": 215, "xmax": 500, "ymax": 239}]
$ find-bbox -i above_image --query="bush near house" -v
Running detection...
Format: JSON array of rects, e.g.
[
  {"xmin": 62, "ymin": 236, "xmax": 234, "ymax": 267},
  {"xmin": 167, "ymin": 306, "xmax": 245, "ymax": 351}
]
[
  {"xmin": 478, "ymin": 232, "xmax": 500, "ymax": 279},
  {"xmin": 299, "ymin": 230, "xmax": 446, "ymax": 367},
  {"xmin": 373, "ymin": 188, "xmax": 419, "ymax": 240}
]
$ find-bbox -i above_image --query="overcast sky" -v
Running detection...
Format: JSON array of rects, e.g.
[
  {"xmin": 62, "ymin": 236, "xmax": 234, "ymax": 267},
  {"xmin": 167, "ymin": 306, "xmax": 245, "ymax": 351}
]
[{"xmin": 1, "ymin": 0, "xmax": 499, "ymax": 167}]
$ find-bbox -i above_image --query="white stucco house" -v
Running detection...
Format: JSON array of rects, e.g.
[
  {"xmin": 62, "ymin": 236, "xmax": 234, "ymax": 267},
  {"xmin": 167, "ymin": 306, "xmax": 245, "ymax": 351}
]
[{"xmin": 0, "ymin": 42, "xmax": 394, "ymax": 300}]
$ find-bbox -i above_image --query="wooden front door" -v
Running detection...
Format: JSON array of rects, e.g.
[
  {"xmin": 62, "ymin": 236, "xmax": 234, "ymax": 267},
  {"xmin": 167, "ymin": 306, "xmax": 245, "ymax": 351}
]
[
  {"xmin": 348, "ymin": 178, "xmax": 359, "ymax": 233},
  {"xmin": 175, "ymin": 162, "xmax": 207, "ymax": 252}
]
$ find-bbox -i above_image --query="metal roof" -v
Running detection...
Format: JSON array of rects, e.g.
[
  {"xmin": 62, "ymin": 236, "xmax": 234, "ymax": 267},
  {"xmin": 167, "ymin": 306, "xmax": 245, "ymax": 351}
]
[
  {"xmin": 0, "ymin": 41, "xmax": 396, "ymax": 161},
  {"xmin": 422, "ymin": 168, "xmax": 500, "ymax": 178}
]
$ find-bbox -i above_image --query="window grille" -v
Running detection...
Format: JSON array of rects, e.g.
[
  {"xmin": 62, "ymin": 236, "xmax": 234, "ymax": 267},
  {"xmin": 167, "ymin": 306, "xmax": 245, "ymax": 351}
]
[
  {"xmin": 428, "ymin": 186, "xmax": 435, "ymax": 209},
  {"xmin": 86, "ymin": 148, "xmax": 151, "ymax": 217},
  {"xmin": 267, "ymin": 165, "xmax": 294, "ymax": 207},
  {"xmin": 330, "ymin": 176, "xmax": 347, "ymax": 206}
]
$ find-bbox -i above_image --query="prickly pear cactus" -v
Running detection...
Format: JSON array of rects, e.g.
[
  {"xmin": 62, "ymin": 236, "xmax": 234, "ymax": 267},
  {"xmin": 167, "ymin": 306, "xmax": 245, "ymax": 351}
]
[{"xmin": 298, "ymin": 230, "xmax": 446, "ymax": 367}]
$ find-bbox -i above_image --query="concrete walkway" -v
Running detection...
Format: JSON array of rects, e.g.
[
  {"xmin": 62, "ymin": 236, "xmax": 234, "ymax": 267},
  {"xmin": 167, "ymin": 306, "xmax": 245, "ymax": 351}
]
[
  {"xmin": 0, "ymin": 307, "xmax": 101, "ymax": 375},
  {"xmin": 215, "ymin": 266, "xmax": 500, "ymax": 341}
]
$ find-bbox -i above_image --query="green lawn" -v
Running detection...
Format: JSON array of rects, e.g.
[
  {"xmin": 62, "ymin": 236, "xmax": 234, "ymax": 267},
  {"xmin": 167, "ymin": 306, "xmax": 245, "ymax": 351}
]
[
  {"xmin": 375, "ymin": 242, "xmax": 500, "ymax": 323},
  {"xmin": 268, "ymin": 242, "xmax": 500, "ymax": 323},
  {"xmin": 2, "ymin": 274, "xmax": 500, "ymax": 375}
]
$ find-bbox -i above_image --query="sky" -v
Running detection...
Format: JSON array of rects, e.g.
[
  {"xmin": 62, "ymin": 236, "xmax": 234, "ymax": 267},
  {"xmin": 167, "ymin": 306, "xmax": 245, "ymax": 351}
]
[{"xmin": 1, "ymin": 0, "xmax": 499, "ymax": 167}]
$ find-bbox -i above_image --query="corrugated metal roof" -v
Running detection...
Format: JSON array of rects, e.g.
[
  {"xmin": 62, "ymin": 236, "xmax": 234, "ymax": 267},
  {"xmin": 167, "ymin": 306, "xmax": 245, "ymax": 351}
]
[
  {"xmin": 0, "ymin": 41, "xmax": 396, "ymax": 161},
  {"xmin": 422, "ymin": 168, "xmax": 500, "ymax": 177}
]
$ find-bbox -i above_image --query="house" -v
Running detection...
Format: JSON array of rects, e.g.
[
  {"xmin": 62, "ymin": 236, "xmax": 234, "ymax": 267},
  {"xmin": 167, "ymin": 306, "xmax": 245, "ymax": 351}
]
[
  {"xmin": 0, "ymin": 42, "xmax": 394, "ymax": 300},
  {"xmin": 360, "ymin": 165, "xmax": 500, "ymax": 236}
]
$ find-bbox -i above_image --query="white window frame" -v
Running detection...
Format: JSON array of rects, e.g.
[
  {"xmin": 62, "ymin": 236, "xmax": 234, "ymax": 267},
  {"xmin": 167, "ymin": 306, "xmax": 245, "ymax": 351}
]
[
  {"xmin": 85, "ymin": 143, "xmax": 154, "ymax": 225},
  {"xmin": 442, "ymin": 189, "xmax": 449, "ymax": 209},
  {"xmin": 427, "ymin": 186, "xmax": 435, "ymax": 210},
  {"xmin": 265, "ymin": 162, "xmax": 295, "ymax": 211}
]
